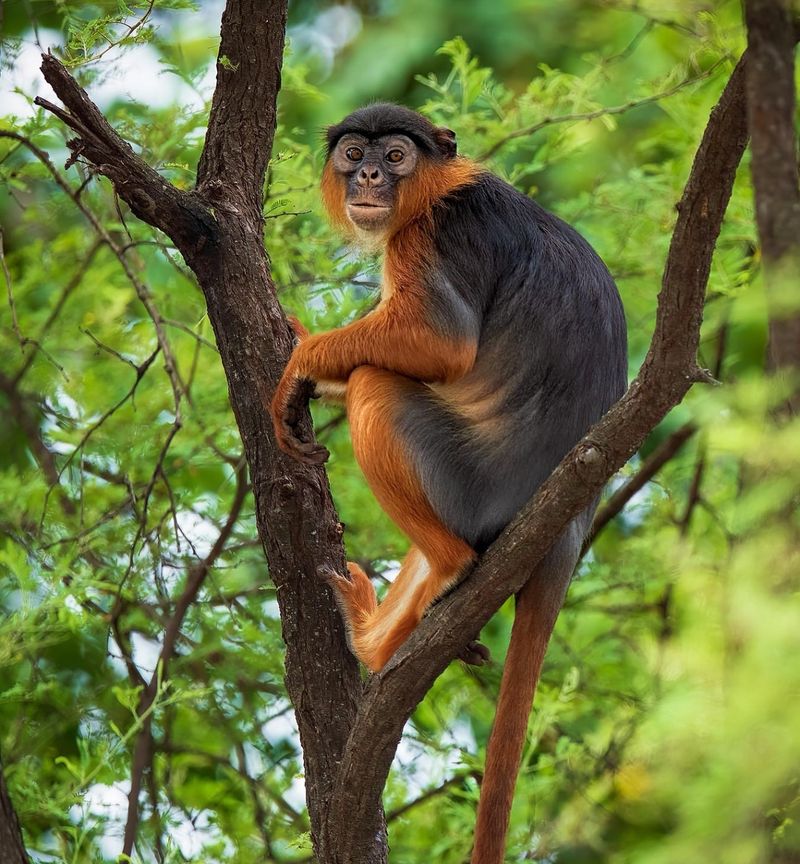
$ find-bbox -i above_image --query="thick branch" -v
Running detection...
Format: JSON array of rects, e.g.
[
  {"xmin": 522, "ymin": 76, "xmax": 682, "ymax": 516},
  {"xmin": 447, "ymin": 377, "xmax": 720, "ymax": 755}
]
[
  {"xmin": 744, "ymin": 0, "xmax": 800, "ymax": 412},
  {"xmin": 36, "ymin": 4, "xmax": 380, "ymax": 861},
  {"xmin": 196, "ymin": 0, "xmax": 286, "ymax": 214},
  {"xmin": 35, "ymin": 57, "xmax": 214, "ymax": 253},
  {"xmin": 325, "ymin": 54, "xmax": 750, "ymax": 864}
]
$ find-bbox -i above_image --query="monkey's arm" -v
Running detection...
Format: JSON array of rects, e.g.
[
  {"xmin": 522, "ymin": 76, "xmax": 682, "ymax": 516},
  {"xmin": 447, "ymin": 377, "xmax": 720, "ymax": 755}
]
[
  {"xmin": 271, "ymin": 297, "xmax": 478, "ymax": 464},
  {"xmin": 285, "ymin": 315, "xmax": 348, "ymax": 404}
]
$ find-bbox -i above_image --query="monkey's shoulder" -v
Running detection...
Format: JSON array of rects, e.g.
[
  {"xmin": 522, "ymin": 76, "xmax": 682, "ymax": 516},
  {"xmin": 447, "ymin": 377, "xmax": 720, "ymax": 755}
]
[
  {"xmin": 434, "ymin": 172, "xmax": 537, "ymax": 228},
  {"xmin": 430, "ymin": 171, "xmax": 612, "ymax": 288},
  {"xmin": 432, "ymin": 172, "xmax": 593, "ymax": 258}
]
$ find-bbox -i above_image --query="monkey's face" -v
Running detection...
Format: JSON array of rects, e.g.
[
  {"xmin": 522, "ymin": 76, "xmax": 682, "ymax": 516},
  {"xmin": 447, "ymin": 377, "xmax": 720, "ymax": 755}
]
[{"xmin": 328, "ymin": 134, "xmax": 420, "ymax": 232}]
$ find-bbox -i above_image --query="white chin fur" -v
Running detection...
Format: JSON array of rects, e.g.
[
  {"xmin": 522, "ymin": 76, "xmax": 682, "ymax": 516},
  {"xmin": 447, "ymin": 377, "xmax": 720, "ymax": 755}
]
[{"xmin": 350, "ymin": 223, "xmax": 388, "ymax": 255}]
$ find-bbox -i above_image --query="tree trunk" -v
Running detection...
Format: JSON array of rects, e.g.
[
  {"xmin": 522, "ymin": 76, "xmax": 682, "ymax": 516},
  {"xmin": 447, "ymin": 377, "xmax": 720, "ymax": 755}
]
[
  {"xmin": 744, "ymin": 0, "xmax": 800, "ymax": 414},
  {"xmin": 0, "ymin": 762, "xmax": 29, "ymax": 864},
  {"xmin": 35, "ymin": 2, "xmax": 387, "ymax": 859}
]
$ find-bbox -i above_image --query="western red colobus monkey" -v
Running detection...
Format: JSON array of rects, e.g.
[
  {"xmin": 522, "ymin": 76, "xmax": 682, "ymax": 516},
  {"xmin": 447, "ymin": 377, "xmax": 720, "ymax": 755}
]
[{"xmin": 271, "ymin": 103, "xmax": 627, "ymax": 864}]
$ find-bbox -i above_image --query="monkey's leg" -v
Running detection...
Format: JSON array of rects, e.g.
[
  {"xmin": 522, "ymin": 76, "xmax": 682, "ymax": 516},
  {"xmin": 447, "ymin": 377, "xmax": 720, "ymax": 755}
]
[{"xmin": 330, "ymin": 365, "xmax": 476, "ymax": 671}]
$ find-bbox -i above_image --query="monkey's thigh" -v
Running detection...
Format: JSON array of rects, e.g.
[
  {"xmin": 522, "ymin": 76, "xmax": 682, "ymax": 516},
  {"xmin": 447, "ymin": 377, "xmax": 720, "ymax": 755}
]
[
  {"xmin": 345, "ymin": 365, "xmax": 475, "ymax": 572},
  {"xmin": 380, "ymin": 379, "xmax": 517, "ymax": 551}
]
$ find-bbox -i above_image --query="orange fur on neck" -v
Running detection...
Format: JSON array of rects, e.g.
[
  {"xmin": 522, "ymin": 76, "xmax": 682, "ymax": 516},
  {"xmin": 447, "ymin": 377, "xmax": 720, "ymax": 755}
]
[
  {"xmin": 320, "ymin": 156, "xmax": 482, "ymax": 246},
  {"xmin": 391, "ymin": 157, "xmax": 480, "ymax": 234}
]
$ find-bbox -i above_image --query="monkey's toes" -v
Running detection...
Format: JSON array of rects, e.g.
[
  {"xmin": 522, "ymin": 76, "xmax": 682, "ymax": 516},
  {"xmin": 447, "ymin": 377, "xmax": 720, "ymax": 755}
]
[
  {"xmin": 277, "ymin": 424, "xmax": 329, "ymax": 465},
  {"xmin": 317, "ymin": 564, "xmax": 347, "ymax": 586},
  {"xmin": 459, "ymin": 640, "xmax": 491, "ymax": 666},
  {"xmin": 294, "ymin": 441, "xmax": 330, "ymax": 465}
]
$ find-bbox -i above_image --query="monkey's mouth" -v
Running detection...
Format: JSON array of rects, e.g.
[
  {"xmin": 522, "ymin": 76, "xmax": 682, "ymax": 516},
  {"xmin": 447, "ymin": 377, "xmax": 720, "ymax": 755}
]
[
  {"xmin": 348, "ymin": 202, "xmax": 391, "ymax": 212},
  {"xmin": 346, "ymin": 202, "xmax": 392, "ymax": 228}
]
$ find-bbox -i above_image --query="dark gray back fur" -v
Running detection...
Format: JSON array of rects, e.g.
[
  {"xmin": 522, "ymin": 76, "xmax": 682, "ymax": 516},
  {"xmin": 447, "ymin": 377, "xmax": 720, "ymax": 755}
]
[{"xmin": 395, "ymin": 173, "xmax": 627, "ymax": 552}]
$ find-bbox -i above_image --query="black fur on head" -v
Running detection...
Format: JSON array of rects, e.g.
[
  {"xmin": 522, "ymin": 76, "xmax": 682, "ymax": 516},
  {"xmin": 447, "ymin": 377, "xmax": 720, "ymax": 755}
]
[{"xmin": 326, "ymin": 103, "xmax": 457, "ymax": 160}]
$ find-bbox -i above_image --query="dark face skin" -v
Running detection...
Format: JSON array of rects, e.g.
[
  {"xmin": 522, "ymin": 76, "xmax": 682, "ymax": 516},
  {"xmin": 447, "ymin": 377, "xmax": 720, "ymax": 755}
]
[{"xmin": 329, "ymin": 133, "xmax": 420, "ymax": 231}]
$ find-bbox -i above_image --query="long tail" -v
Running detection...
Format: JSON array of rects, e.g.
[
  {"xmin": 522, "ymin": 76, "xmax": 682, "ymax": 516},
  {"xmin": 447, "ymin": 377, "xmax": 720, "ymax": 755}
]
[{"xmin": 471, "ymin": 529, "xmax": 580, "ymax": 864}]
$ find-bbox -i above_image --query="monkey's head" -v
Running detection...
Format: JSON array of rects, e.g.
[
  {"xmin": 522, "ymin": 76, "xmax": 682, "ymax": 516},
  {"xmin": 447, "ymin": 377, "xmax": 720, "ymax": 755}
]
[{"xmin": 321, "ymin": 103, "xmax": 459, "ymax": 236}]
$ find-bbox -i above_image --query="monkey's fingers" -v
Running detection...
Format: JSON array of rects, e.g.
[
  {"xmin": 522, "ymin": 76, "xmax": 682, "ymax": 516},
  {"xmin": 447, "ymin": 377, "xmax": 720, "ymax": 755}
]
[
  {"xmin": 276, "ymin": 423, "xmax": 329, "ymax": 465},
  {"xmin": 293, "ymin": 440, "xmax": 330, "ymax": 465},
  {"xmin": 459, "ymin": 640, "xmax": 492, "ymax": 666}
]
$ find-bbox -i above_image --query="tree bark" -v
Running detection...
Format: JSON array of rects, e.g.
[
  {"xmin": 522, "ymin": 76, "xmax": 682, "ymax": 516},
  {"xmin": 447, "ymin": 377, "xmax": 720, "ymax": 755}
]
[
  {"xmin": 35, "ymin": 3, "xmax": 385, "ymax": 861},
  {"xmin": 0, "ymin": 761, "xmax": 29, "ymax": 864},
  {"xmin": 744, "ymin": 0, "xmax": 800, "ymax": 414}
]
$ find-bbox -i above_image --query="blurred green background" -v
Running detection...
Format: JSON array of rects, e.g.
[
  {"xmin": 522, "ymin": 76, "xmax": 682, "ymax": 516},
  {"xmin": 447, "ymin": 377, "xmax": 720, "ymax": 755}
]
[{"xmin": 1, "ymin": 1, "xmax": 798, "ymax": 862}]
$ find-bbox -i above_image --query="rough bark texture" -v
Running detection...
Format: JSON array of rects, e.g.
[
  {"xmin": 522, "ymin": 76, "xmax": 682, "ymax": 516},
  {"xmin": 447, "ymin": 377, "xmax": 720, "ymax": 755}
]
[
  {"xmin": 36, "ymin": 4, "xmax": 385, "ymax": 862},
  {"xmin": 35, "ymin": 10, "xmax": 755, "ymax": 861},
  {"xmin": 744, "ymin": 0, "xmax": 800, "ymax": 413},
  {"xmin": 0, "ymin": 762, "xmax": 29, "ymax": 864}
]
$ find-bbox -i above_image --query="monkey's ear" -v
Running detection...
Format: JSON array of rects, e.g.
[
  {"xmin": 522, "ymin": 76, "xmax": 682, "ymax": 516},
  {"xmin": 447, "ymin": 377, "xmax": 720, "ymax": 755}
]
[{"xmin": 434, "ymin": 127, "xmax": 457, "ymax": 159}]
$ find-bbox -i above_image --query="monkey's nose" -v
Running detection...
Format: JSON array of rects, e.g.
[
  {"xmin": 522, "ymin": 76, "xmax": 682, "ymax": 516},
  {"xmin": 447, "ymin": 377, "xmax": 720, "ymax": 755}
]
[{"xmin": 357, "ymin": 165, "xmax": 384, "ymax": 187}]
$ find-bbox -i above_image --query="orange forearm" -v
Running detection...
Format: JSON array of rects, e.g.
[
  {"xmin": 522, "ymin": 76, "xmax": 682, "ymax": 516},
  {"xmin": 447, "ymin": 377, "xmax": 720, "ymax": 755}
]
[{"xmin": 286, "ymin": 308, "xmax": 476, "ymax": 385}]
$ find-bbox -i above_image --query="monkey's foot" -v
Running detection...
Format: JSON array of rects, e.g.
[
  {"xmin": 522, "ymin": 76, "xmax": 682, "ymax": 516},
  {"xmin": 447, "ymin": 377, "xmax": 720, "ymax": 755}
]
[
  {"xmin": 459, "ymin": 640, "xmax": 492, "ymax": 666},
  {"xmin": 321, "ymin": 563, "xmax": 419, "ymax": 672},
  {"xmin": 320, "ymin": 562, "xmax": 378, "ymax": 641}
]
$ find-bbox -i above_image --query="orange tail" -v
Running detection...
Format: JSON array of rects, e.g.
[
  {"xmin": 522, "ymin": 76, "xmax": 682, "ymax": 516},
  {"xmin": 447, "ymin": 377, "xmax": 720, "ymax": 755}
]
[{"xmin": 471, "ymin": 532, "xmax": 578, "ymax": 864}]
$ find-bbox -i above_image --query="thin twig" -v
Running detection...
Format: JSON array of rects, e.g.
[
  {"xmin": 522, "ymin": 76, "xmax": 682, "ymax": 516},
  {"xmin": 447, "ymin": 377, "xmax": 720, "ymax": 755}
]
[
  {"xmin": 81, "ymin": 327, "xmax": 141, "ymax": 370},
  {"xmin": 70, "ymin": 0, "xmax": 157, "ymax": 66},
  {"xmin": 584, "ymin": 421, "xmax": 697, "ymax": 551},
  {"xmin": 479, "ymin": 57, "xmax": 728, "ymax": 160},
  {"xmin": 122, "ymin": 462, "xmax": 249, "ymax": 856},
  {"xmin": 0, "ymin": 130, "xmax": 184, "ymax": 413},
  {"xmin": 1, "ymin": 227, "xmax": 23, "ymax": 348},
  {"xmin": 54, "ymin": 348, "xmax": 160, "ymax": 483},
  {"xmin": 12, "ymin": 239, "xmax": 103, "ymax": 385},
  {"xmin": 1, "ymin": 227, "xmax": 67, "ymax": 377},
  {"xmin": 387, "ymin": 772, "xmax": 478, "ymax": 822}
]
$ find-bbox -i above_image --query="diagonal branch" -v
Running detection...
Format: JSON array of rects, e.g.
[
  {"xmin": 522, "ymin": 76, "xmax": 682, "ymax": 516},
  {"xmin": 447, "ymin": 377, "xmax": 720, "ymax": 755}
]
[{"xmin": 325, "ymin": 53, "xmax": 750, "ymax": 864}]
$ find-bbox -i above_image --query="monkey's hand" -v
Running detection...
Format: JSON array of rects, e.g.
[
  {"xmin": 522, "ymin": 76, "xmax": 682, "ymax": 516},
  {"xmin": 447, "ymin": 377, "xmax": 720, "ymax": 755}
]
[{"xmin": 271, "ymin": 369, "xmax": 330, "ymax": 466}]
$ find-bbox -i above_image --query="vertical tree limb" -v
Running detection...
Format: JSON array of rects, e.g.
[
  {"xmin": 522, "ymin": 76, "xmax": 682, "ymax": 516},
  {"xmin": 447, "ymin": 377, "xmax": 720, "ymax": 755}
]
[
  {"xmin": 744, "ymin": 0, "xmax": 800, "ymax": 414},
  {"xmin": 35, "ymin": 3, "xmax": 385, "ymax": 861}
]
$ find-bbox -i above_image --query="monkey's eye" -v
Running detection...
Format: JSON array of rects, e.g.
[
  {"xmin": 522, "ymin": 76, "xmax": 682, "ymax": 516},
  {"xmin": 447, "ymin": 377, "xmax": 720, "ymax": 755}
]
[
  {"xmin": 385, "ymin": 149, "xmax": 404, "ymax": 164},
  {"xmin": 345, "ymin": 146, "xmax": 364, "ymax": 162}
]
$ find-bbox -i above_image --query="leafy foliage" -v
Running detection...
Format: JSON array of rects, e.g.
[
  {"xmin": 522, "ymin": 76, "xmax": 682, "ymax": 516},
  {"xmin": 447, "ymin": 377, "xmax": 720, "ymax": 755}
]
[{"xmin": 0, "ymin": 2, "xmax": 797, "ymax": 863}]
